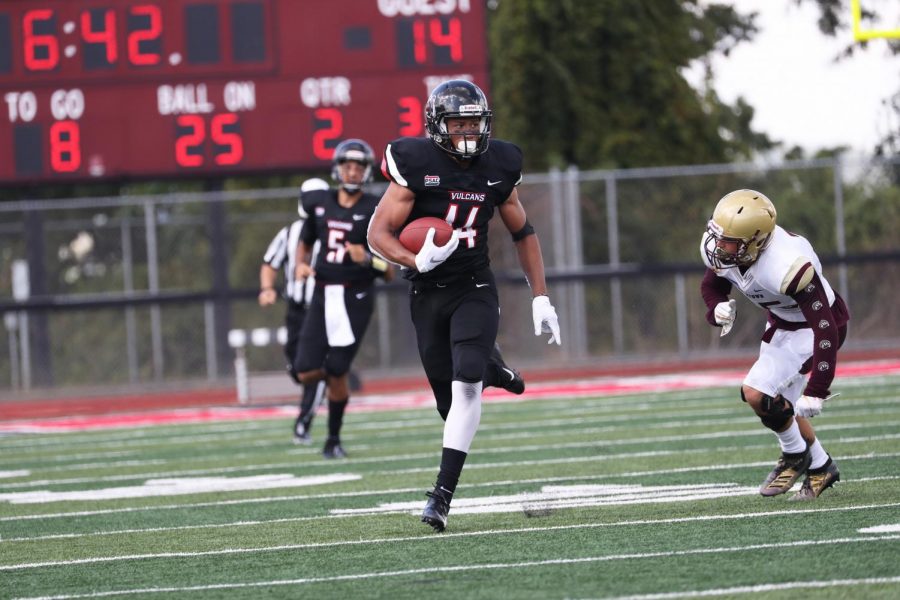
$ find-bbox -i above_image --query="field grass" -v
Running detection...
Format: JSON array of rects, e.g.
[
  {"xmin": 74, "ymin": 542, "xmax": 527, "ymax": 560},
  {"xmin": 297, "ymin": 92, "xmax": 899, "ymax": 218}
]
[{"xmin": 1, "ymin": 375, "xmax": 899, "ymax": 599}]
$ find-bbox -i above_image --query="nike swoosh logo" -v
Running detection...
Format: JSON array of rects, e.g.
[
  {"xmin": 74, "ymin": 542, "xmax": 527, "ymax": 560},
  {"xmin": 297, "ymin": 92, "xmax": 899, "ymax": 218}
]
[
  {"xmin": 355, "ymin": 292, "xmax": 367, "ymax": 299},
  {"xmin": 502, "ymin": 367, "xmax": 516, "ymax": 381},
  {"xmin": 352, "ymin": 215, "xmax": 367, "ymax": 221},
  {"xmin": 487, "ymin": 180, "xmax": 502, "ymax": 186},
  {"xmin": 436, "ymin": 283, "xmax": 447, "ymax": 288},
  {"xmin": 475, "ymin": 282, "xmax": 489, "ymax": 288}
]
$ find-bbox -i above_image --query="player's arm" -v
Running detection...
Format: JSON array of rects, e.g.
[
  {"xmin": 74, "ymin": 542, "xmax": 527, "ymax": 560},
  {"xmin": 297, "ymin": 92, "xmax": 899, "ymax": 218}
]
[
  {"xmin": 258, "ymin": 263, "xmax": 279, "ymax": 306},
  {"xmin": 700, "ymin": 269, "xmax": 733, "ymax": 327},
  {"xmin": 785, "ymin": 264, "xmax": 840, "ymax": 399},
  {"xmin": 294, "ymin": 226, "xmax": 314, "ymax": 281},
  {"xmin": 367, "ymin": 182, "xmax": 418, "ymax": 269},
  {"xmin": 498, "ymin": 188, "xmax": 548, "ymax": 296},
  {"xmin": 499, "ymin": 188, "xmax": 561, "ymax": 345},
  {"xmin": 344, "ymin": 240, "xmax": 395, "ymax": 281},
  {"xmin": 294, "ymin": 216, "xmax": 317, "ymax": 280}
]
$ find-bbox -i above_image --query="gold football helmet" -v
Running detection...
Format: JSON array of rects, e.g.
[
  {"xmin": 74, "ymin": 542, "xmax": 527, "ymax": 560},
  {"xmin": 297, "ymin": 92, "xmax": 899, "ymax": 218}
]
[{"xmin": 703, "ymin": 189, "xmax": 777, "ymax": 268}]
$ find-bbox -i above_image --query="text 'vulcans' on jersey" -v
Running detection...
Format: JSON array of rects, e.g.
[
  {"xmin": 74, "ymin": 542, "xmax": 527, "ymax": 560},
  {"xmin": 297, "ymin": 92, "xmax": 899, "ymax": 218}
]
[{"xmin": 450, "ymin": 191, "xmax": 486, "ymax": 202}]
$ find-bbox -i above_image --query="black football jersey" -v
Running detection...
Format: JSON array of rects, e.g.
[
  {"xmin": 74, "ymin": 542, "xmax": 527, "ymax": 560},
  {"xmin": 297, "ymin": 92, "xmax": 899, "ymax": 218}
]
[
  {"xmin": 300, "ymin": 189, "xmax": 381, "ymax": 285},
  {"xmin": 382, "ymin": 137, "xmax": 523, "ymax": 281}
]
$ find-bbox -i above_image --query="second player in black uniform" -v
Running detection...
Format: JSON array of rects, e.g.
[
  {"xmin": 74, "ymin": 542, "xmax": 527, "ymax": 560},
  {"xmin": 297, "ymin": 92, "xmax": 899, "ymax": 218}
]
[
  {"xmin": 259, "ymin": 178, "xmax": 329, "ymax": 444},
  {"xmin": 368, "ymin": 80, "xmax": 561, "ymax": 531},
  {"xmin": 294, "ymin": 139, "xmax": 394, "ymax": 459}
]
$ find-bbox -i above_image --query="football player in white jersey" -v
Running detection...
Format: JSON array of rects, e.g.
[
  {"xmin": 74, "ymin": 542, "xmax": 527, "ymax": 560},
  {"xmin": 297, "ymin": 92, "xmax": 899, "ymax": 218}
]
[{"xmin": 700, "ymin": 189, "xmax": 849, "ymax": 500}]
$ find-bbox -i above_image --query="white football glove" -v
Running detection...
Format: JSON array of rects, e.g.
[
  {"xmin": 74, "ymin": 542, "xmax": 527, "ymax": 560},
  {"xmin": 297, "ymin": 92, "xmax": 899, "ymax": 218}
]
[
  {"xmin": 794, "ymin": 393, "xmax": 839, "ymax": 418},
  {"xmin": 414, "ymin": 228, "xmax": 460, "ymax": 273},
  {"xmin": 532, "ymin": 295, "xmax": 561, "ymax": 345},
  {"xmin": 715, "ymin": 299, "xmax": 736, "ymax": 336}
]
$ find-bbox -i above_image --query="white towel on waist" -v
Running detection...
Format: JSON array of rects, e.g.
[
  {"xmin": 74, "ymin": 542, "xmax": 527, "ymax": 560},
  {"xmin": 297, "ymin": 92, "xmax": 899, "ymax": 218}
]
[{"xmin": 324, "ymin": 284, "xmax": 355, "ymax": 347}]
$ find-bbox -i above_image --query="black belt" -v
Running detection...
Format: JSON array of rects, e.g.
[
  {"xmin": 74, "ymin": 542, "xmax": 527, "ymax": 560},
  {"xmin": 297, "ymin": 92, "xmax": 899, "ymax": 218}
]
[{"xmin": 409, "ymin": 267, "xmax": 493, "ymax": 292}]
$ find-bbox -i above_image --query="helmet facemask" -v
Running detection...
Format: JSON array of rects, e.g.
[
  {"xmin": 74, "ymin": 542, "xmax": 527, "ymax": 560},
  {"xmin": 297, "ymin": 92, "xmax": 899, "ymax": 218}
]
[
  {"xmin": 704, "ymin": 221, "xmax": 759, "ymax": 268},
  {"xmin": 435, "ymin": 114, "xmax": 490, "ymax": 158}
]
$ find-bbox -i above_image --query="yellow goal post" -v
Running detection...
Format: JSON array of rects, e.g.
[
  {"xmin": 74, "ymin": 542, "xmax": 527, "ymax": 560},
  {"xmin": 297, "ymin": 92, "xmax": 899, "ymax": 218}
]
[{"xmin": 851, "ymin": 0, "xmax": 900, "ymax": 41}]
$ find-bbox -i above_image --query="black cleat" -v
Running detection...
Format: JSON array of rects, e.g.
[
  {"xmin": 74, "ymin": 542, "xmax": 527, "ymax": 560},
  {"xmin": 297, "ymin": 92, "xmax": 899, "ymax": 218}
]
[
  {"xmin": 790, "ymin": 456, "xmax": 840, "ymax": 501},
  {"xmin": 292, "ymin": 418, "xmax": 312, "ymax": 445},
  {"xmin": 322, "ymin": 437, "xmax": 347, "ymax": 459},
  {"xmin": 759, "ymin": 445, "xmax": 811, "ymax": 496},
  {"xmin": 489, "ymin": 343, "xmax": 525, "ymax": 395},
  {"xmin": 421, "ymin": 486, "xmax": 452, "ymax": 532}
]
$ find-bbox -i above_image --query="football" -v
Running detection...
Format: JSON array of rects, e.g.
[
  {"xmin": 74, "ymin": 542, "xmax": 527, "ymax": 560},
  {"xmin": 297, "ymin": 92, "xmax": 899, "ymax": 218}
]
[{"xmin": 398, "ymin": 217, "xmax": 453, "ymax": 253}]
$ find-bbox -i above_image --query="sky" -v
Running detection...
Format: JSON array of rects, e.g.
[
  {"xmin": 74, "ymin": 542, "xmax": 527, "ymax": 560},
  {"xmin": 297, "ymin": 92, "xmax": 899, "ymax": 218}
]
[{"xmin": 696, "ymin": 0, "xmax": 898, "ymax": 157}]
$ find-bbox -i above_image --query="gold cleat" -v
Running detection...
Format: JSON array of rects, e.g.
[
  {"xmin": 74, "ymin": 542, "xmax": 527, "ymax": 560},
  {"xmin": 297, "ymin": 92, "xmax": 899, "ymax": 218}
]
[
  {"xmin": 759, "ymin": 446, "xmax": 811, "ymax": 497},
  {"xmin": 790, "ymin": 458, "xmax": 840, "ymax": 501}
]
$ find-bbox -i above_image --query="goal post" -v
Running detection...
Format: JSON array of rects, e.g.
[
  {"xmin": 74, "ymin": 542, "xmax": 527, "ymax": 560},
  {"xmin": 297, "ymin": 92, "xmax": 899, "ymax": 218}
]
[{"xmin": 851, "ymin": 0, "xmax": 900, "ymax": 41}]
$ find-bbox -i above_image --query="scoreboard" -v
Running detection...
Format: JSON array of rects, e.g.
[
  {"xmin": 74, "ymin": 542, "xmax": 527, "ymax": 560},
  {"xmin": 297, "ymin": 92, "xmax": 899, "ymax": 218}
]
[{"xmin": 0, "ymin": 0, "xmax": 488, "ymax": 183}]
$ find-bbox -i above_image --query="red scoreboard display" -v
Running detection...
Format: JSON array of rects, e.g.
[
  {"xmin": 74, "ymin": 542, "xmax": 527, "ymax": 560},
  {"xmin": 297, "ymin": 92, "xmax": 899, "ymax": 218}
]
[{"xmin": 0, "ymin": 0, "xmax": 488, "ymax": 183}]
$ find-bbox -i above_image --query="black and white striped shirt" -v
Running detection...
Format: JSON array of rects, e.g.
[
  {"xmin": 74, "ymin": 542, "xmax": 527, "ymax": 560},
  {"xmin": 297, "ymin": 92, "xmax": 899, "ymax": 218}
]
[{"xmin": 263, "ymin": 219, "xmax": 318, "ymax": 304}]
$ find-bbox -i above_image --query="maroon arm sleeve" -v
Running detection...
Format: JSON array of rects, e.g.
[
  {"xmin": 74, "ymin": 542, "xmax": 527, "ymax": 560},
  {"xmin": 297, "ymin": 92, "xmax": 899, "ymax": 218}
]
[
  {"xmin": 789, "ymin": 270, "xmax": 840, "ymax": 398},
  {"xmin": 700, "ymin": 268, "xmax": 732, "ymax": 326}
]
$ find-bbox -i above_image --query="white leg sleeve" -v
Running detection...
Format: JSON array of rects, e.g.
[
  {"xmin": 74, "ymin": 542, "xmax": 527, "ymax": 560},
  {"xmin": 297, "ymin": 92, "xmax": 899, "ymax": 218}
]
[{"xmin": 443, "ymin": 380, "xmax": 483, "ymax": 453}]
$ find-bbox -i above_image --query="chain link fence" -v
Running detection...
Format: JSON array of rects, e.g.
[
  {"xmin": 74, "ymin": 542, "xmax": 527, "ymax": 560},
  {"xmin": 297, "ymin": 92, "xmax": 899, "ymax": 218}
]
[{"xmin": 1, "ymin": 156, "xmax": 898, "ymax": 399}]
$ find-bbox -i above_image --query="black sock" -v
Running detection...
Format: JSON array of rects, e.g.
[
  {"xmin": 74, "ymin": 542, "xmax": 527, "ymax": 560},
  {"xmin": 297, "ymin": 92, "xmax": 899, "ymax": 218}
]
[
  {"xmin": 298, "ymin": 382, "xmax": 320, "ymax": 425},
  {"xmin": 327, "ymin": 397, "xmax": 348, "ymax": 440},
  {"xmin": 435, "ymin": 447, "xmax": 468, "ymax": 497}
]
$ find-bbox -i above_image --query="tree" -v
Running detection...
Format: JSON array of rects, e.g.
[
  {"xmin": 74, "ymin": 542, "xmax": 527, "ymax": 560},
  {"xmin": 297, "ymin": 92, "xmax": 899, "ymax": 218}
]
[{"xmin": 488, "ymin": 0, "xmax": 776, "ymax": 170}]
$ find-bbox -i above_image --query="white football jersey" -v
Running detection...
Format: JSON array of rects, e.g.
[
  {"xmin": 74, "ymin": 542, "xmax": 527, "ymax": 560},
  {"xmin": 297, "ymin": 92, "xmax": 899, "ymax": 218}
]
[{"xmin": 700, "ymin": 225, "xmax": 835, "ymax": 323}]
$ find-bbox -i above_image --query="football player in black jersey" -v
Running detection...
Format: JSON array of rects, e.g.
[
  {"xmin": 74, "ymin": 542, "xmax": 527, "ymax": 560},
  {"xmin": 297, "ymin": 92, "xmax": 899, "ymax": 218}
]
[
  {"xmin": 259, "ymin": 178, "xmax": 329, "ymax": 445},
  {"xmin": 293, "ymin": 139, "xmax": 394, "ymax": 459},
  {"xmin": 368, "ymin": 80, "xmax": 561, "ymax": 531}
]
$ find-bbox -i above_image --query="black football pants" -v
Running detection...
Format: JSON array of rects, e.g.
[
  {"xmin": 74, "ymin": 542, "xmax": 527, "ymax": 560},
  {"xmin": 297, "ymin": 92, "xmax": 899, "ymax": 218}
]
[
  {"xmin": 410, "ymin": 270, "xmax": 500, "ymax": 414},
  {"xmin": 294, "ymin": 282, "xmax": 374, "ymax": 377}
]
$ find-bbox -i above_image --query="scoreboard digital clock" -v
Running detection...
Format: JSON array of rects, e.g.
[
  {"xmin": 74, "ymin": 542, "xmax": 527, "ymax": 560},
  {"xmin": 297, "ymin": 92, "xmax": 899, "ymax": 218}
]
[{"xmin": 0, "ymin": 0, "xmax": 488, "ymax": 184}]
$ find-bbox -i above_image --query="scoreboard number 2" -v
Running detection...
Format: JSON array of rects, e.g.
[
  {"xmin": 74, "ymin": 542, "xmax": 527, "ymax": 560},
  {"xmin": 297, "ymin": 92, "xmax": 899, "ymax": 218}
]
[{"xmin": 312, "ymin": 108, "xmax": 343, "ymax": 160}]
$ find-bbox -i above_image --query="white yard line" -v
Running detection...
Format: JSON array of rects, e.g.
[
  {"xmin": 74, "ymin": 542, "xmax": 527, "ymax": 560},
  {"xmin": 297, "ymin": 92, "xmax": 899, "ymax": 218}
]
[
  {"xmin": 3, "ymin": 498, "xmax": 898, "ymax": 545},
  {"xmin": 605, "ymin": 577, "xmax": 900, "ymax": 599},
  {"xmin": 2, "ymin": 384, "xmax": 896, "ymax": 453},
  {"xmin": 1, "ymin": 454, "xmax": 897, "ymax": 523},
  {"xmin": 4, "ymin": 422, "xmax": 899, "ymax": 490},
  {"xmin": 7, "ymin": 535, "xmax": 900, "ymax": 598},
  {"xmin": 2, "ymin": 397, "xmax": 897, "ymax": 474}
]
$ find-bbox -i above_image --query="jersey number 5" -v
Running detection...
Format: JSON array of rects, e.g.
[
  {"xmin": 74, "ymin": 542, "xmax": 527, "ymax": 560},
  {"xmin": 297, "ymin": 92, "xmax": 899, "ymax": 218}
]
[{"xmin": 326, "ymin": 228, "xmax": 347, "ymax": 263}]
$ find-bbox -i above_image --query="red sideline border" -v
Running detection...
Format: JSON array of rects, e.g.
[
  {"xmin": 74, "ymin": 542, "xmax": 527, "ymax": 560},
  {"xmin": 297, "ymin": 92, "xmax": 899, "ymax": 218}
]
[{"xmin": 1, "ymin": 348, "xmax": 897, "ymax": 422}]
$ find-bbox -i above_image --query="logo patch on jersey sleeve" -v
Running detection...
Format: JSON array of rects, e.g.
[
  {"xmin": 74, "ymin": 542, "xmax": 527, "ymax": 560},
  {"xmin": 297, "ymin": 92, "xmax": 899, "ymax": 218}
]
[{"xmin": 425, "ymin": 175, "xmax": 440, "ymax": 186}]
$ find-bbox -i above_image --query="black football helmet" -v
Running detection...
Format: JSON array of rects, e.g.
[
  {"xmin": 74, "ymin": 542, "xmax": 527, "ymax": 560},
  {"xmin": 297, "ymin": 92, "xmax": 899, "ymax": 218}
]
[
  {"xmin": 425, "ymin": 79, "xmax": 492, "ymax": 158},
  {"xmin": 331, "ymin": 138, "xmax": 375, "ymax": 193}
]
